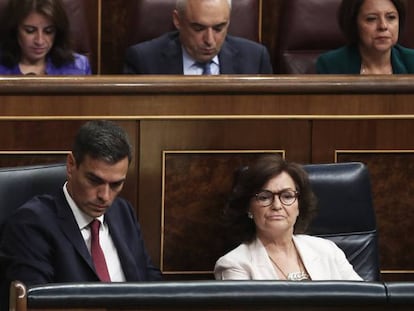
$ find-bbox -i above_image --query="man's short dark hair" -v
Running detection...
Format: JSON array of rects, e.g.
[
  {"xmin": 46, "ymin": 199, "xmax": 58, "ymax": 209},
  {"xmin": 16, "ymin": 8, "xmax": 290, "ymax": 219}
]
[{"xmin": 72, "ymin": 120, "xmax": 132, "ymax": 167}]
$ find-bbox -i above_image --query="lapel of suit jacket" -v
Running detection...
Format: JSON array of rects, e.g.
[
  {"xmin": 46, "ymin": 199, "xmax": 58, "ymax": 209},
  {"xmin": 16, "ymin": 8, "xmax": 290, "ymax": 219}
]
[
  {"xmin": 293, "ymin": 235, "xmax": 323, "ymax": 280},
  {"xmin": 105, "ymin": 205, "xmax": 144, "ymax": 281},
  {"xmin": 249, "ymin": 238, "xmax": 279, "ymax": 279},
  {"xmin": 55, "ymin": 191, "xmax": 94, "ymax": 270},
  {"xmin": 161, "ymin": 33, "xmax": 184, "ymax": 74},
  {"xmin": 218, "ymin": 37, "xmax": 238, "ymax": 74}
]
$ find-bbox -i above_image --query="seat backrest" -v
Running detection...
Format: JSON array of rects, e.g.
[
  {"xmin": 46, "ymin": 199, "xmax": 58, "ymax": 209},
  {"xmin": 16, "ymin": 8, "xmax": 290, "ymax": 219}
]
[
  {"xmin": 126, "ymin": 0, "xmax": 260, "ymax": 47},
  {"xmin": 60, "ymin": 0, "xmax": 92, "ymax": 63},
  {"xmin": 0, "ymin": 163, "xmax": 67, "ymax": 234},
  {"xmin": 0, "ymin": 163, "xmax": 67, "ymax": 308},
  {"xmin": 11, "ymin": 280, "xmax": 388, "ymax": 311},
  {"xmin": 303, "ymin": 162, "xmax": 380, "ymax": 281},
  {"xmin": 400, "ymin": 0, "xmax": 414, "ymax": 49},
  {"xmin": 275, "ymin": 0, "xmax": 345, "ymax": 74},
  {"xmin": 0, "ymin": 0, "xmax": 95, "ymax": 72}
]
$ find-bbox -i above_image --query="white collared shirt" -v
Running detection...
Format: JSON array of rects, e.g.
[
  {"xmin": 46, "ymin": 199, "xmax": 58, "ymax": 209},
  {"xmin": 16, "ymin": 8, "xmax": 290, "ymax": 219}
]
[
  {"xmin": 63, "ymin": 182, "xmax": 126, "ymax": 281},
  {"xmin": 182, "ymin": 47, "xmax": 220, "ymax": 75}
]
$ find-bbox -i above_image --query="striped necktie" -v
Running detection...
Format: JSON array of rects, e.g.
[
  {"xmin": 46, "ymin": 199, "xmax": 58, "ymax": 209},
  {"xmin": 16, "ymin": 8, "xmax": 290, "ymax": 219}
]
[
  {"xmin": 202, "ymin": 61, "xmax": 212, "ymax": 75},
  {"xmin": 196, "ymin": 61, "xmax": 212, "ymax": 75}
]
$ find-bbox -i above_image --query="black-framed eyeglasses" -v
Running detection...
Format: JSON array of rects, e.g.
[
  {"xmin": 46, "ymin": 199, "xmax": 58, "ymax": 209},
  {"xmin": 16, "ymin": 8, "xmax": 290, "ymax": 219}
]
[{"xmin": 254, "ymin": 189, "xmax": 299, "ymax": 207}]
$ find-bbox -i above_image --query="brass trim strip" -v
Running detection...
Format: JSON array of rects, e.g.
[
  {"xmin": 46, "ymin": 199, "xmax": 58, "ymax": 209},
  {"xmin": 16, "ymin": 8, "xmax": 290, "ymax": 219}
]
[
  {"xmin": 335, "ymin": 149, "xmax": 414, "ymax": 162},
  {"xmin": 258, "ymin": 0, "xmax": 263, "ymax": 43},
  {"xmin": 0, "ymin": 151, "xmax": 69, "ymax": 155},
  {"xmin": 1, "ymin": 115, "xmax": 414, "ymax": 121},
  {"xmin": 97, "ymin": 0, "xmax": 102, "ymax": 74},
  {"xmin": 381, "ymin": 270, "xmax": 414, "ymax": 274}
]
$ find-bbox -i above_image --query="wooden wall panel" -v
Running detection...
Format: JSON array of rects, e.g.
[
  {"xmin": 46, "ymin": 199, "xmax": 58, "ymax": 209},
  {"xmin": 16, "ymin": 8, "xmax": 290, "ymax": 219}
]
[
  {"xmin": 0, "ymin": 120, "xmax": 139, "ymax": 209},
  {"xmin": 262, "ymin": 0, "xmax": 284, "ymax": 67},
  {"xmin": 338, "ymin": 152, "xmax": 414, "ymax": 281},
  {"xmin": 101, "ymin": 0, "xmax": 130, "ymax": 74},
  {"xmin": 83, "ymin": 0, "xmax": 100, "ymax": 73},
  {"xmin": 138, "ymin": 120, "xmax": 311, "ymax": 273},
  {"xmin": 312, "ymin": 120, "xmax": 414, "ymax": 281},
  {"xmin": 1, "ymin": 76, "xmax": 414, "ymax": 281},
  {"xmin": 162, "ymin": 152, "xmax": 277, "ymax": 273}
]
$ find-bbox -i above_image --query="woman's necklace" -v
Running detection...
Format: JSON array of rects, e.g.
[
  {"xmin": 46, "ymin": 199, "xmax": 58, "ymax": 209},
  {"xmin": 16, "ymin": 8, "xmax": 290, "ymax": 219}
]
[
  {"xmin": 360, "ymin": 63, "xmax": 393, "ymax": 75},
  {"xmin": 268, "ymin": 246, "xmax": 310, "ymax": 281}
]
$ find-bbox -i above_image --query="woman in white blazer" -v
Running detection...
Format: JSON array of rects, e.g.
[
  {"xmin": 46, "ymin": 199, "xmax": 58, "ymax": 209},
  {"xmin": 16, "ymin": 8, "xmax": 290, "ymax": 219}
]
[{"xmin": 214, "ymin": 154, "xmax": 362, "ymax": 281}]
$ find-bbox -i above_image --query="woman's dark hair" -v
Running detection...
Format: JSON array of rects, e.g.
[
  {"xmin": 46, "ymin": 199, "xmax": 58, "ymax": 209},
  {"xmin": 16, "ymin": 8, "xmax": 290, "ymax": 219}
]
[
  {"xmin": 223, "ymin": 154, "xmax": 318, "ymax": 244},
  {"xmin": 338, "ymin": 0, "xmax": 406, "ymax": 45},
  {"xmin": 0, "ymin": 0, "xmax": 74, "ymax": 68}
]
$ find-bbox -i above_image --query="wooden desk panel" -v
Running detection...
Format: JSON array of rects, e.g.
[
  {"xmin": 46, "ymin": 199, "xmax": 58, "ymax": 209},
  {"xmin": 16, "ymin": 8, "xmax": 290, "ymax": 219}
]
[
  {"xmin": 0, "ymin": 76, "xmax": 413, "ymax": 281},
  {"xmin": 1, "ymin": 76, "xmax": 414, "ymax": 118}
]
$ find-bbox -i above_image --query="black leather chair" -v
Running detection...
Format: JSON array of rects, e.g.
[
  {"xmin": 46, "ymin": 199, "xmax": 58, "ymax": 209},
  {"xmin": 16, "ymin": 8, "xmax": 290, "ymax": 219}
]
[
  {"xmin": 0, "ymin": 163, "xmax": 67, "ymax": 234},
  {"xmin": 385, "ymin": 282, "xmax": 414, "ymax": 306},
  {"xmin": 0, "ymin": 163, "xmax": 67, "ymax": 308},
  {"xmin": 304, "ymin": 162, "xmax": 380, "ymax": 282}
]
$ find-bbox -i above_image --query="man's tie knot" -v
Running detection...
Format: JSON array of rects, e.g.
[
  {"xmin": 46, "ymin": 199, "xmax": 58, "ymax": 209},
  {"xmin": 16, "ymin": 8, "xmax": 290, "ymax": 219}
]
[
  {"xmin": 196, "ymin": 61, "xmax": 212, "ymax": 75},
  {"xmin": 90, "ymin": 219, "xmax": 100, "ymax": 236}
]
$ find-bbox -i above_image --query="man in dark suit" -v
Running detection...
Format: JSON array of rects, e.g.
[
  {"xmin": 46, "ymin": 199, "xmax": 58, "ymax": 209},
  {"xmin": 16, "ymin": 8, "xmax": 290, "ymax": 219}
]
[
  {"xmin": 123, "ymin": 0, "xmax": 273, "ymax": 74},
  {"xmin": 0, "ymin": 121, "xmax": 161, "ymax": 293}
]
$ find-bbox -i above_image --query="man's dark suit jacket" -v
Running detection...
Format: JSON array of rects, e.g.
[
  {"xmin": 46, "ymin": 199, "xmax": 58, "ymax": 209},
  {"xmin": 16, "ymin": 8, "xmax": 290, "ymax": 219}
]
[
  {"xmin": 123, "ymin": 31, "xmax": 273, "ymax": 74},
  {"xmin": 0, "ymin": 191, "xmax": 161, "ymax": 289}
]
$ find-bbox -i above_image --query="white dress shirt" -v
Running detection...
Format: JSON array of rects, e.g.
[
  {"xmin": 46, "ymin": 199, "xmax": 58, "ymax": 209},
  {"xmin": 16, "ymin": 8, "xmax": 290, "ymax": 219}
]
[
  {"xmin": 63, "ymin": 182, "xmax": 126, "ymax": 281},
  {"xmin": 182, "ymin": 47, "xmax": 219, "ymax": 75}
]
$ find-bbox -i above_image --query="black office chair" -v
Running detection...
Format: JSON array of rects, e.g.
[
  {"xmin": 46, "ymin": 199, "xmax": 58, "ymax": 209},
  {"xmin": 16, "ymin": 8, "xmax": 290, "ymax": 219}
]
[
  {"xmin": 0, "ymin": 163, "xmax": 67, "ymax": 308},
  {"xmin": 0, "ymin": 163, "xmax": 67, "ymax": 234},
  {"xmin": 304, "ymin": 162, "xmax": 380, "ymax": 281}
]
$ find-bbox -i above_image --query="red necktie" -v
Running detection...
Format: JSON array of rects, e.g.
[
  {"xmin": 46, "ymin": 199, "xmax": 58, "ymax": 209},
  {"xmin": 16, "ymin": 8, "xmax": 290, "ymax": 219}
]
[{"xmin": 90, "ymin": 219, "xmax": 111, "ymax": 282}]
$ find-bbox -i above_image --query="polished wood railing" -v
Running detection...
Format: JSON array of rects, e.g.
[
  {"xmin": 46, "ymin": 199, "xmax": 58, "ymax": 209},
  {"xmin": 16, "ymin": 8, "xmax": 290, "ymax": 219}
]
[{"xmin": 0, "ymin": 76, "xmax": 413, "ymax": 281}]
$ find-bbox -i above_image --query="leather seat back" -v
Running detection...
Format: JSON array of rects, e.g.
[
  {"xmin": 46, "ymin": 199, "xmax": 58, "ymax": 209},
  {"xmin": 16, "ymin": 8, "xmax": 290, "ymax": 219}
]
[
  {"xmin": 0, "ymin": 163, "xmax": 67, "ymax": 234},
  {"xmin": 275, "ymin": 0, "xmax": 345, "ymax": 74},
  {"xmin": 125, "ymin": 0, "xmax": 261, "ymax": 47},
  {"xmin": 304, "ymin": 162, "xmax": 380, "ymax": 281}
]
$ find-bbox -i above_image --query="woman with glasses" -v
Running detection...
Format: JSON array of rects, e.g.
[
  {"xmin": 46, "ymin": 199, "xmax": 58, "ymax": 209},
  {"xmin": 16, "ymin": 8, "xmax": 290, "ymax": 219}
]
[{"xmin": 214, "ymin": 154, "xmax": 362, "ymax": 281}]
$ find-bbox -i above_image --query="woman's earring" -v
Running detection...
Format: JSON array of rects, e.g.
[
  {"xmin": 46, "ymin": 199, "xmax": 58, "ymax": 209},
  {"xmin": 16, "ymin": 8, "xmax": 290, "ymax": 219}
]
[{"xmin": 247, "ymin": 212, "xmax": 253, "ymax": 219}]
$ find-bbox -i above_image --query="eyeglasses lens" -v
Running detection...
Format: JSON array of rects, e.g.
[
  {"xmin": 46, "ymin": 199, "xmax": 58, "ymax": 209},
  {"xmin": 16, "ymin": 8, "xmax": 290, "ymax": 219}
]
[{"xmin": 255, "ymin": 190, "xmax": 297, "ymax": 207}]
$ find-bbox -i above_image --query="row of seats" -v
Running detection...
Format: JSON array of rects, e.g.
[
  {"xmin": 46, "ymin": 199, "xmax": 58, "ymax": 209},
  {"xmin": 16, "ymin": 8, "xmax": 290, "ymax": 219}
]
[
  {"xmin": 0, "ymin": 161, "xmax": 380, "ymax": 283},
  {"xmin": 9, "ymin": 280, "xmax": 414, "ymax": 310},
  {"xmin": 1, "ymin": 0, "xmax": 413, "ymax": 74}
]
